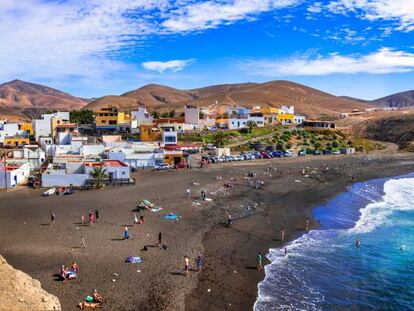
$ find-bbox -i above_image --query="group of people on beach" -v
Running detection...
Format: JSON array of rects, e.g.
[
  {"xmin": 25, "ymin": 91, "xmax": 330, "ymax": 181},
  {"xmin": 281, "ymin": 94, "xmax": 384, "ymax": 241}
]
[
  {"xmin": 60, "ymin": 261, "xmax": 79, "ymax": 281},
  {"xmin": 183, "ymin": 252, "xmax": 203, "ymax": 275}
]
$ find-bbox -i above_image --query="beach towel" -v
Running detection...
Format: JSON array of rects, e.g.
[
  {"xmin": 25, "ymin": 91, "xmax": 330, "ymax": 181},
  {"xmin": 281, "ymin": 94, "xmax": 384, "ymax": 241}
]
[
  {"xmin": 163, "ymin": 213, "xmax": 180, "ymax": 220},
  {"xmin": 150, "ymin": 206, "xmax": 163, "ymax": 212},
  {"xmin": 125, "ymin": 256, "xmax": 143, "ymax": 264},
  {"xmin": 67, "ymin": 271, "xmax": 77, "ymax": 279}
]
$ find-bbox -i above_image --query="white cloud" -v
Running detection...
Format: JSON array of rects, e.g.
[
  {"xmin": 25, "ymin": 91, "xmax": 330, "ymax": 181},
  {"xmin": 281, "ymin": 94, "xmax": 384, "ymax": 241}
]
[
  {"xmin": 0, "ymin": 0, "xmax": 301, "ymax": 95},
  {"xmin": 242, "ymin": 48, "xmax": 414, "ymax": 76},
  {"xmin": 142, "ymin": 59, "xmax": 195, "ymax": 73},
  {"xmin": 307, "ymin": 2, "xmax": 322, "ymax": 13},
  {"xmin": 326, "ymin": 0, "xmax": 414, "ymax": 32},
  {"xmin": 161, "ymin": 0, "xmax": 300, "ymax": 32}
]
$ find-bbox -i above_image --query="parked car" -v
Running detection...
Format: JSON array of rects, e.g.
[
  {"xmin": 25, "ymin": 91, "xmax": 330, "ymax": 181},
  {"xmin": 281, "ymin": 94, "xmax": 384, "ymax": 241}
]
[
  {"xmin": 284, "ymin": 150, "xmax": 294, "ymax": 157},
  {"xmin": 323, "ymin": 149, "xmax": 332, "ymax": 155},
  {"xmin": 314, "ymin": 150, "xmax": 322, "ymax": 156},
  {"xmin": 298, "ymin": 150, "xmax": 307, "ymax": 156},
  {"xmin": 271, "ymin": 151, "xmax": 283, "ymax": 158},
  {"xmin": 260, "ymin": 151, "xmax": 271, "ymax": 159},
  {"xmin": 333, "ymin": 150, "xmax": 341, "ymax": 155},
  {"xmin": 154, "ymin": 163, "xmax": 171, "ymax": 170}
]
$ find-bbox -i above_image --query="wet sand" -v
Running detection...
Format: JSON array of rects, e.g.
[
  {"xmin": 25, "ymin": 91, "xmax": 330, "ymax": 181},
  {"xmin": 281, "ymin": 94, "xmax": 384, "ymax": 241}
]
[{"xmin": 1, "ymin": 152, "xmax": 414, "ymax": 311}]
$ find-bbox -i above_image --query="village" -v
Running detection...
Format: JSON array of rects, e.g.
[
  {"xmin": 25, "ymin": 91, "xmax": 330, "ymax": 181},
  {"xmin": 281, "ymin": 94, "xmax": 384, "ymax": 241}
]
[{"xmin": 0, "ymin": 102, "xmax": 395, "ymax": 191}]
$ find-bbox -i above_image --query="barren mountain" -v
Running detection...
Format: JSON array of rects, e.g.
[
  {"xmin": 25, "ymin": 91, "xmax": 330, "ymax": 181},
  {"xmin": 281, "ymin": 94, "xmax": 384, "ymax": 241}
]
[
  {"xmin": 0, "ymin": 80, "xmax": 88, "ymax": 119},
  {"xmin": 85, "ymin": 80, "xmax": 373, "ymax": 115},
  {"xmin": 371, "ymin": 90, "xmax": 414, "ymax": 108}
]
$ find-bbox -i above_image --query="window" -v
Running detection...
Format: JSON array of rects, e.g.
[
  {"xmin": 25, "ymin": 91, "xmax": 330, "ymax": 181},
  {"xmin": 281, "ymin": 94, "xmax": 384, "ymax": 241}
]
[
  {"xmin": 101, "ymin": 120, "xmax": 106, "ymax": 124},
  {"xmin": 109, "ymin": 120, "xmax": 117, "ymax": 125}
]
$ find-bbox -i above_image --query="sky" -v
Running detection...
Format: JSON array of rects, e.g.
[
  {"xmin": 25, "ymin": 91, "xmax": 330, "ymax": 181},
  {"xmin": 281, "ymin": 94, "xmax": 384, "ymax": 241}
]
[{"xmin": 1, "ymin": 0, "xmax": 414, "ymax": 100}]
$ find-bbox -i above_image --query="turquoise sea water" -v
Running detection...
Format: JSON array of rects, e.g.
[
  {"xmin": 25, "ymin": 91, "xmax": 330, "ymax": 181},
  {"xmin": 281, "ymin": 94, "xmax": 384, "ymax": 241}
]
[{"xmin": 255, "ymin": 173, "xmax": 414, "ymax": 311}]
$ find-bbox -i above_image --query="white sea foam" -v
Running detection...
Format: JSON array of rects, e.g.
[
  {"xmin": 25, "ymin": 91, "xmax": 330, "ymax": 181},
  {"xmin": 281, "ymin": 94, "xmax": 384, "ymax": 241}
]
[
  {"xmin": 255, "ymin": 176, "xmax": 414, "ymax": 311},
  {"xmin": 352, "ymin": 178, "xmax": 414, "ymax": 234}
]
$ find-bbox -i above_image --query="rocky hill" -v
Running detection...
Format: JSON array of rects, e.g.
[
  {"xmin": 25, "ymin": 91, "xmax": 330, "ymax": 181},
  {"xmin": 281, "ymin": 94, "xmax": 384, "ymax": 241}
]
[
  {"xmin": 0, "ymin": 255, "xmax": 61, "ymax": 311},
  {"xmin": 0, "ymin": 80, "xmax": 88, "ymax": 120},
  {"xmin": 85, "ymin": 80, "xmax": 373, "ymax": 115},
  {"xmin": 371, "ymin": 90, "xmax": 414, "ymax": 108}
]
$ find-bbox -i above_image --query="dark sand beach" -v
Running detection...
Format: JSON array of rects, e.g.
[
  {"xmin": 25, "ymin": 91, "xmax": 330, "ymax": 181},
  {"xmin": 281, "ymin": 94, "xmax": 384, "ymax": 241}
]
[{"xmin": 1, "ymin": 152, "xmax": 414, "ymax": 310}]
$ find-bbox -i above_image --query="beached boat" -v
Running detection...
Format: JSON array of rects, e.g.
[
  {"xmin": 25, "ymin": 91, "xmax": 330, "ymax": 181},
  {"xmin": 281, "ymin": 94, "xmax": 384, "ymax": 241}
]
[
  {"xmin": 63, "ymin": 188, "xmax": 75, "ymax": 195},
  {"xmin": 42, "ymin": 188, "xmax": 56, "ymax": 196},
  {"xmin": 56, "ymin": 187, "xmax": 66, "ymax": 195}
]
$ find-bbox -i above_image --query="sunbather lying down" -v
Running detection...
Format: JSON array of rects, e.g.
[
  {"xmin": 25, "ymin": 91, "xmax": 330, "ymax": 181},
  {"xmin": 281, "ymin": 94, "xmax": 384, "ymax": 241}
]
[{"xmin": 77, "ymin": 302, "xmax": 102, "ymax": 309}]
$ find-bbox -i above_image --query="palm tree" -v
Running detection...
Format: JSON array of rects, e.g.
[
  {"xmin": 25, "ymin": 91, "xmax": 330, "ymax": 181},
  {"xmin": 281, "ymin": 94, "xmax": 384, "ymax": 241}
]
[
  {"xmin": 90, "ymin": 167, "xmax": 109, "ymax": 189},
  {"xmin": 246, "ymin": 120, "xmax": 257, "ymax": 133},
  {"xmin": 213, "ymin": 131, "xmax": 226, "ymax": 147}
]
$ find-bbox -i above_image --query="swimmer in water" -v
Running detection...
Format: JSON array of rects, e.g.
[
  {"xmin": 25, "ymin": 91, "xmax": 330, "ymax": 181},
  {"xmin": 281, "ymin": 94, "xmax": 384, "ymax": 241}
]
[
  {"xmin": 355, "ymin": 236, "xmax": 361, "ymax": 247},
  {"xmin": 400, "ymin": 245, "xmax": 405, "ymax": 251}
]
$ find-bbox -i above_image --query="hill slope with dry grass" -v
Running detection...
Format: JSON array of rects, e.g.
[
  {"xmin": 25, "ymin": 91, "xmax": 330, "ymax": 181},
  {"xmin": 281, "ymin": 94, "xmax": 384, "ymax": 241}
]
[
  {"xmin": 85, "ymin": 80, "xmax": 372, "ymax": 115},
  {"xmin": 0, "ymin": 80, "xmax": 88, "ymax": 120}
]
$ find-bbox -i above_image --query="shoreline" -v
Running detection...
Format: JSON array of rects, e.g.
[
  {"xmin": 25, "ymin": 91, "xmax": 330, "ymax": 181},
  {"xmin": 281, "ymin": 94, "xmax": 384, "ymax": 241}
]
[
  {"xmin": 0, "ymin": 153, "xmax": 414, "ymax": 310},
  {"xmin": 185, "ymin": 152, "xmax": 414, "ymax": 311}
]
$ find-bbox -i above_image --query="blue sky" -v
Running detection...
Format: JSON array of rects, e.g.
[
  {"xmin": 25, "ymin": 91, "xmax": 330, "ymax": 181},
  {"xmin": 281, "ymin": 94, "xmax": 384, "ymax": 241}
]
[{"xmin": 1, "ymin": 0, "xmax": 414, "ymax": 100}]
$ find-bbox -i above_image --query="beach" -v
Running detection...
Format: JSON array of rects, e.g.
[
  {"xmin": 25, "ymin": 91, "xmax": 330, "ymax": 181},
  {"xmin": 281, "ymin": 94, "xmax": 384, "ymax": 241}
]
[{"xmin": 1, "ymin": 152, "xmax": 414, "ymax": 310}]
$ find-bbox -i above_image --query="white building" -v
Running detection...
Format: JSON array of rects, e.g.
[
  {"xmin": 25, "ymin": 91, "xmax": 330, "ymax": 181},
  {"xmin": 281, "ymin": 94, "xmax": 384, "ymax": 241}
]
[
  {"xmin": 227, "ymin": 117, "xmax": 248, "ymax": 130},
  {"xmin": 131, "ymin": 107, "xmax": 154, "ymax": 126},
  {"xmin": 12, "ymin": 146, "xmax": 46, "ymax": 171},
  {"xmin": 33, "ymin": 112, "xmax": 70, "ymax": 142},
  {"xmin": 280, "ymin": 105, "xmax": 294, "ymax": 115},
  {"xmin": 42, "ymin": 159, "xmax": 130, "ymax": 187},
  {"xmin": 294, "ymin": 115, "xmax": 306, "ymax": 125},
  {"xmin": 107, "ymin": 143, "xmax": 164, "ymax": 168},
  {"xmin": 0, "ymin": 123, "xmax": 25, "ymax": 144},
  {"xmin": 0, "ymin": 161, "xmax": 31, "ymax": 189},
  {"xmin": 248, "ymin": 114, "xmax": 265, "ymax": 127}
]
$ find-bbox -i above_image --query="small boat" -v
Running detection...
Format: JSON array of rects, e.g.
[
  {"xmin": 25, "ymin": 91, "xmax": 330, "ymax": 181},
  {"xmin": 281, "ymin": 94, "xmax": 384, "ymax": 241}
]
[
  {"xmin": 56, "ymin": 187, "xmax": 66, "ymax": 195},
  {"xmin": 42, "ymin": 188, "xmax": 56, "ymax": 196},
  {"xmin": 63, "ymin": 188, "xmax": 75, "ymax": 195}
]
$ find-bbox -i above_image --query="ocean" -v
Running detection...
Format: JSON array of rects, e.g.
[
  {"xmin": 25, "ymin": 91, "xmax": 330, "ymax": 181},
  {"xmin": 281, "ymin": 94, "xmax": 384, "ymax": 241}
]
[{"xmin": 254, "ymin": 173, "xmax": 414, "ymax": 311}]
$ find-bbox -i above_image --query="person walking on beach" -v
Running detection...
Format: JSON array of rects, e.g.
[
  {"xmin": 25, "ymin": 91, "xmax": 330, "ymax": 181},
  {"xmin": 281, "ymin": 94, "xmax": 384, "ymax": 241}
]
[
  {"xmin": 184, "ymin": 256, "xmax": 190, "ymax": 276},
  {"xmin": 257, "ymin": 252, "xmax": 263, "ymax": 270},
  {"xmin": 80, "ymin": 236, "xmax": 86, "ymax": 248},
  {"xmin": 134, "ymin": 213, "xmax": 138, "ymax": 225},
  {"xmin": 81, "ymin": 215, "xmax": 85, "ymax": 224},
  {"xmin": 197, "ymin": 252, "xmax": 203, "ymax": 272},
  {"xmin": 186, "ymin": 188, "xmax": 191, "ymax": 198},
  {"xmin": 50, "ymin": 212, "xmax": 55, "ymax": 225},
  {"xmin": 280, "ymin": 228, "xmax": 285, "ymax": 242},
  {"xmin": 201, "ymin": 190, "xmax": 206, "ymax": 201},
  {"xmin": 124, "ymin": 227, "xmax": 129, "ymax": 240},
  {"xmin": 227, "ymin": 212, "xmax": 232, "ymax": 227},
  {"xmin": 305, "ymin": 218, "xmax": 310, "ymax": 231}
]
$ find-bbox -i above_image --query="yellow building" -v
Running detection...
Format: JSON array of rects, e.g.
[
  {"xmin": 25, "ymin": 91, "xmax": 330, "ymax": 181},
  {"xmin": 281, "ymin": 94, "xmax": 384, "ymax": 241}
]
[
  {"xmin": 277, "ymin": 114, "xmax": 295, "ymax": 125},
  {"xmin": 164, "ymin": 150, "xmax": 184, "ymax": 165},
  {"xmin": 4, "ymin": 137, "xmax": 30, "ymax": 147},
  {"xmin": 139, "ymin": 124, "xmax": 161, "ymax": 142},
  {"xmin": 261, "ymin": 107, "xmax": 281, "ymax": 115},
  {"xmin": 95, "ymin": 107, "xmax": 130, "ymax": 129},
  {"xmin": 20, "ymin": 122, "xmax": 33, "ymax": 135}
]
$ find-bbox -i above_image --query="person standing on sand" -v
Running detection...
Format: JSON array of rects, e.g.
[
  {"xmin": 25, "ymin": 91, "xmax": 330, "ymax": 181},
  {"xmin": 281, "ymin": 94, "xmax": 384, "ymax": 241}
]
[
  {"xmin": 227, "ymin": 212, "xmax": 232, "ymax": 226},
  {"xmin": 158, "ymin": 232, "xmax": 162, "ymax": 246},
  {"xmin": 257, "ymin": 252, "xmax": 263, "ymax": 270},
  {"xmin": 305, "ymin": 218, "xmax": 310, "ymax": 231},
  {"xmin": 197, "ymin": 252, "xmax": 203, "ymax": 272},
  {"xmin": 81, "ymin": 215, "xmax": 85, "ymax": 224},
  {"xmin": 184, "ymin": 256, "xmax": 190, "ymax": 275},
  {"xmin": 51, "ymin": 212, "xmax": 55, "ymax": 225},
  {"xmin": 186, "ymin": 188, "xmax": 191, "ymax": 198},
  {"xmin": 80, "ymin": 236, "xmax": 86, "ymax": 248},
  {"xmin": 280, "ymin": 228, "xmax": 285, "ymax": 242},
  {"xmin": 124, "ymin": 227, "xmax": 129, "ymax": 240}
]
